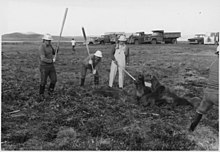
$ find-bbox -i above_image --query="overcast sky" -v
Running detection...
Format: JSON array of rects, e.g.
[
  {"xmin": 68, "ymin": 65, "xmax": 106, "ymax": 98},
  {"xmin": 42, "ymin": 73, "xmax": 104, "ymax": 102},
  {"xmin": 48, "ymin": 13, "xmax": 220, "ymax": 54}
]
[{"xmin": 1, "ymin": 0, "xmax": 220, "ymax": 38}]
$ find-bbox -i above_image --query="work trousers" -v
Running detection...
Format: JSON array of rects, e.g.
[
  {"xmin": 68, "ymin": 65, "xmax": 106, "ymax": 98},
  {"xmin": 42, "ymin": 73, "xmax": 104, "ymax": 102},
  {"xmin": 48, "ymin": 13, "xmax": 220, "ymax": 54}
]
[
  {"xmin": 196, "ymin": 88, "xmax": 219, "ymax": 114},
  {"xmin": 81, "ymin": 64, "xmax": 99, "ymax": 79},
  {"xmin": 109, "ymin": 61, "xmax": 125, "ymax": 88},
  {"xmin": 109, "ymin": 45, "xmax": 126, "ymax": 88},
  {"xmin": 40, "ymin": 64, "xmax": 57, "ymax": 86},
  {"xmin": 72, "ymin": 46, "xmax": 75, "ymax": 52}
]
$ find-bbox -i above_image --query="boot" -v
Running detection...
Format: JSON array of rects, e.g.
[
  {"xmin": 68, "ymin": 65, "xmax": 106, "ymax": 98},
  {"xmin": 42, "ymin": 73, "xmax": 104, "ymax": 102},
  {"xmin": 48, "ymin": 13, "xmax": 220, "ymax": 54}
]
[
  {"xmin": 189, "ymin": 112, "xmax": 203, "ymax": 132},
  {"xmin": 48, "ymin": 83, "xmax": 55, "ymax": 96},
  {"xmin": 39, "ymin": 85, "xmax": 45, "ymax": 101},
  {"xmin": 94, "ymin": 76, "xmax": 99, "ymax": 85},
  {"xmin": 80, "ymin": 78, "xmax": 85, "ymax": 86}
]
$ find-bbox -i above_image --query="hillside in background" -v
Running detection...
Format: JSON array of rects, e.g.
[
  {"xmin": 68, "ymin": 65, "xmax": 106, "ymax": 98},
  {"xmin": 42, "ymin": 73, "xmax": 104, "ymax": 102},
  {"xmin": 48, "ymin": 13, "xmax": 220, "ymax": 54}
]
[
  {"xmin": 2, "ymin": 32, "xmax": 84, "ymax": 42},
  {"xmin": 2, "ymin": 32, "xmax": 192, "ymax": 43},
  {"xmin": 2, "ymin": 32, "xmax": 191, "ymax": 42}
]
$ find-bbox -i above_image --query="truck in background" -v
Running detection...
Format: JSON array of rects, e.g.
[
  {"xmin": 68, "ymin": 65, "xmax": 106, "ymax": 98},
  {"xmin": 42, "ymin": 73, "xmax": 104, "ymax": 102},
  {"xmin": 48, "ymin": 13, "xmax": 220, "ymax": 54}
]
[
  {"xmin": 188, "ymin": 32, "xmax": 219, "ymax": 45},
  {"xmin": 97, "ymin": 35, "xmax": 111, "ymax": 44},
  {"xmin": 127, "ymin": 30, "xmax": 181, "ymax": 44},
  {"xmin": 204, "ymin": 32, "xmax": 219, "ymax": 45},
  {"xmin": 127, "ymin": 32, "xmax": 149, "ymax": 45},
  {"xmin": 97, "ymin": 32, "xmax": 125, "ymax": 44},
  {"xmin": 83, "ymin": 37, "xmax": 100, "ymax": 45},
  {"xmin": 188, "ymin": 34, "xmax": 206, "ymax": 44}
]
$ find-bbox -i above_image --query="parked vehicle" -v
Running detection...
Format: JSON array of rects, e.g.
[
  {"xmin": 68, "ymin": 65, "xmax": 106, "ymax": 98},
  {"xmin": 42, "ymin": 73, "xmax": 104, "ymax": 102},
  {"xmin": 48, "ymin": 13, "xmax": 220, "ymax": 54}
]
[
  {"xmin": 188, "ymin": 34, "xmax": 206, "ymax": 44},
  {"xmin": 127, "ymin": 30, "xmax": 181, "ymax": 44},
  {"xmin": 127, "ymin": 32, "xmax": 149, "ymax": 45},
  {"xmin": 96, "ymin": 35, "xmax": 111, "ymax": 44},
  {"xmin": 83, "ymin": 37, "xmax": 100, "ymax": 45},
  {"xmin": 204, "ymin": 32, "xmax": 219, "ymax": 45},
  {"xmin": 110, "ymin": 32, "xmax": 125, "ymax": 44},
  {"xmin": 97, "ymin": 32, "xmax": 125, "ymax": 44}
]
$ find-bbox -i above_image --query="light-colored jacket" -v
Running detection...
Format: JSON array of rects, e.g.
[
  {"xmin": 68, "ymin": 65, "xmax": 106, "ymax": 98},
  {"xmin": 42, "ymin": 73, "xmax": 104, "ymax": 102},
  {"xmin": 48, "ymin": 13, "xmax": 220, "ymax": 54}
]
[{"xmin": 39, "ymin": 43, "xmax": 55, "ymax": 65}]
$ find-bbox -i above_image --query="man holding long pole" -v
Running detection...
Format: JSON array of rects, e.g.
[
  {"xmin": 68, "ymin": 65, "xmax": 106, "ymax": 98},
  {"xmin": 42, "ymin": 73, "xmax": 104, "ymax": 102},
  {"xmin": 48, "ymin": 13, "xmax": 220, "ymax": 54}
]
[
  {"xmin": 38, "ymin": 34, "xmax": 58, "ymax": 100},
  {"xmin": 109, "ymin": 35, "xmax": 130, "ymax": 89},
  {"xmin": 38, "ymin": 8, "xmax": 68, "ymax": 100},
  {"xmin": 80, "ymin": 50, "xmax": 103, "ymax": 86},
  {"xmin": 80, "ymin": 27, "xmax": 103, "ymax": 86}
]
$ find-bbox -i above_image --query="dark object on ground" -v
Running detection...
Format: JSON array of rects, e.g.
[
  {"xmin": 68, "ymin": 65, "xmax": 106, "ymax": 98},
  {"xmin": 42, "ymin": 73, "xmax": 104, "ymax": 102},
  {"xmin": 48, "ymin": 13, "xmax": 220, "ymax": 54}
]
[
  {"xmin": 135, "ymin": 74, "xmax": 152, "ymax": 102},
  {"xmin": 138, "ymin": 75, "xmax": 194, "ymax": 108},
  {"xmin": 150, "ymin": 75, "xmax": 166, "ymax": 94}
]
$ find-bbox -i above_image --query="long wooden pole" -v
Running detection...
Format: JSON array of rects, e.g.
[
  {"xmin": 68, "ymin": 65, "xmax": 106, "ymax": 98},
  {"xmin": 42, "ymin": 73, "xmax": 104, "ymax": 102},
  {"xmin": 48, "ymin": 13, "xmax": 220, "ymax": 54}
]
[
  {"xmin": 115, "ymin": 62, "xmax": 136, "ymax": 81},
  {"xmin": 82, "ymin": 27, "xmax": 94, "ymax": 71},
  {"xmin": 54, "ymin": 8, "xmax": 68, "ymax": 60}
]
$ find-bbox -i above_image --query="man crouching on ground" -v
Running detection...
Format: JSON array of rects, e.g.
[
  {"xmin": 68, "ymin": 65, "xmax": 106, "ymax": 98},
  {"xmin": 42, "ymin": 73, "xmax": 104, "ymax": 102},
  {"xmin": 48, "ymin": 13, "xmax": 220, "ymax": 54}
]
[
  {"xmin": 189, "ymin": 44, "xmax": 219, "ymax": 132},
  {"xmin": 80, "ymin": 50, "xmax": 102, "ymax": 86}
]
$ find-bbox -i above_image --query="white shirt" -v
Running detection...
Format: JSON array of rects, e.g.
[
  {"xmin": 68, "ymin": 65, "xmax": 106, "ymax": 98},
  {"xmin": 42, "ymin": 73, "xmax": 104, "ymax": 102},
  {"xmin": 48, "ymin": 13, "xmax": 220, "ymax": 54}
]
[{"xmin": 71, "ymin": 40, "xmax": 76, "ymax": 46}]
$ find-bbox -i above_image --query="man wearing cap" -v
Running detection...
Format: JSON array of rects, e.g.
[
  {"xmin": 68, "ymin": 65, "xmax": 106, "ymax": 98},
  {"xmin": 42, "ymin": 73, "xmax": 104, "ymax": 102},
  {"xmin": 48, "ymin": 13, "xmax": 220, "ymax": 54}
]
[
  {"xmin": 109, "ymin": 35, "xmax": 130, "ymax": 89},
  {"xmin": 80, "ymin": 50, "xmax": 102, "ymax": 86},
  {"xmin": 39, "ymin": 33, "xmax": 58, "ymax": 100},
  {"xmin": 189, "ymin": 44, "xmax": 219, "ymax": 132}
]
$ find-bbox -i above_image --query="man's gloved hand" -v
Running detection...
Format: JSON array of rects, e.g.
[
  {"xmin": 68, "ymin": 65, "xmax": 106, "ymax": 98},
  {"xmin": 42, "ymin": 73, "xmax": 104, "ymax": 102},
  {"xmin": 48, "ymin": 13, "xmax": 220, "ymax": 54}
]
[
  {"xmin": 89, "ymin": 59, "xmax": 93, "ymax": 65},
  {"xmin": 114, "ymin": 60, "xmax": 118, "ymax": 66},
  {"xmin": 93, "ymin": 69, "xmax": 96, "ymax": 75},
  {"xmin": 52, "ymin": 58, "xmax": 56, "ymax": 63}
]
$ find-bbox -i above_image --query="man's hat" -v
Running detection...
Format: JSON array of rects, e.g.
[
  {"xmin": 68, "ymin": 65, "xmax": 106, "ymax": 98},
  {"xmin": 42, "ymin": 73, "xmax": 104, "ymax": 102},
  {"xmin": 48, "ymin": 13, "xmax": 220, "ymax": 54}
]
[
  {"xmin": 118, "ymin": 35, "xmax": 127, "ymax": 42},
  {"xmin": 42, "ymin": 33, "xmax": 53, "ymax": 41},
  {"xmin": 94, "ymin": 50, "xmax": 102, "ymax": 58}
]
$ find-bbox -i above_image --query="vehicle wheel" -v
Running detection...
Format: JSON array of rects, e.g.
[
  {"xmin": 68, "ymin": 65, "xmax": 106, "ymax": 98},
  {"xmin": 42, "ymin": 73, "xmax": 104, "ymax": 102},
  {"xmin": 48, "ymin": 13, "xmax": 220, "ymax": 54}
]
[
  {"xmin": 134, "ymin": 40, "xmax": 139, "ymax": 45},
  {"xmin": 151, "ymin": 39, "xmax": 156, "ymax": 44},
  {"xmin": 172, "ymin": 39, "xmax": 177, "ymax": 44},
  {"xmin": 89, "ymin": 42, "xmax": 93, "ymax": 45}
]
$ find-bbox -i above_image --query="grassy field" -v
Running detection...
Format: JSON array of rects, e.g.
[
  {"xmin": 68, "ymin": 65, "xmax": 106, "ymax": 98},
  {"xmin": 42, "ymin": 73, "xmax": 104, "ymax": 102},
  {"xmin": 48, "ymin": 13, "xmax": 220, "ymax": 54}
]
[{"xmin": 1, "ymin": 42, "xmax": 219, "ymax": 150}]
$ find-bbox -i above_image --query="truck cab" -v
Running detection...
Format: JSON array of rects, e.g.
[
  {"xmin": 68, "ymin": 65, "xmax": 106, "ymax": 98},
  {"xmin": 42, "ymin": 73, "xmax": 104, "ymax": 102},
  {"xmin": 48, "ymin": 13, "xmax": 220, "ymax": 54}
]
[
  {"xmin": 150, "ymin": 30, "xmax": 164, "ymax": 44},
  {"xmin": 97, "ymin": 35, "xmax": 111, "ymax": 44},
  {"xmin": 127, "ymin": 32, "xmax": 147, "ymax": 44}
]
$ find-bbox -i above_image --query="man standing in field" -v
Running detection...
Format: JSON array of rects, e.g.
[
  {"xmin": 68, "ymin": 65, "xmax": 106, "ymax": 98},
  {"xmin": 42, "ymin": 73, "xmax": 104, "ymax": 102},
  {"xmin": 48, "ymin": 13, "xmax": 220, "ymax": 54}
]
[
  {"xmin": 189, "ymin": 44, "xmax": 219, "ymax": 132},
  {"xmin": 109, "ymin": 35, "xmax": 130, "ymax": 89},
  {"xmin": 38, "ymin": 34, "xmax": 58, "ymax": 100},
  {"xmin": 80, "ymin": 50, "xmax": 102, "ymax": 86},
  {"xmin": 71, "ymin": 38, "xmax": 76, "ymax": 52}
]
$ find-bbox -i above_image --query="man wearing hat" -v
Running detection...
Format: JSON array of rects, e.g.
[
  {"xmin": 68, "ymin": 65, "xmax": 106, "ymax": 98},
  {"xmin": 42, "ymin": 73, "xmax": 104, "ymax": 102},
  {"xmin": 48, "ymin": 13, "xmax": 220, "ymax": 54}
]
[
  {"xmin": 109, "ymin": 35, "xmax": 130, "ymax": 89},
  {"xmin": 189, "ymin": 44, "xmax": 219, "ymax": 132},
  {"xmin": 80, "ymin": 50, "xmax": 103, "ymax": 86},
  {"xmin": 39, "ymin": 33, "xmax": 58, "ymax": 100}
]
